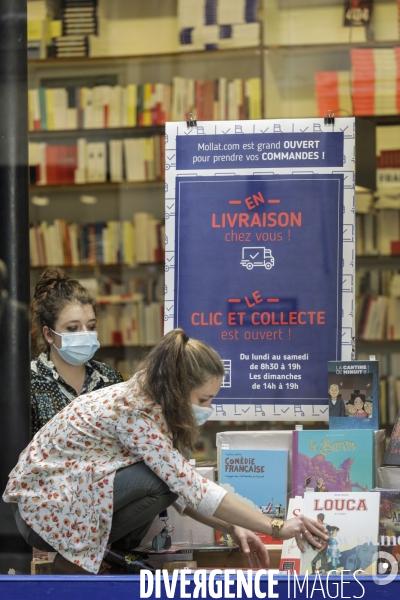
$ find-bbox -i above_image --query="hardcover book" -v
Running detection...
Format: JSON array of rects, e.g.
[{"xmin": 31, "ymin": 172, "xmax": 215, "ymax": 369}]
[
  {"xmin": 279, "ymin": 496, "xmax": 303, "ymax": 573},
  {"xmin": 373, "ymin": 488, "xmax": 400, "ymax": 575},
  {"xmin": 383, "ymin": 410, "xmax": 400, "ymax": 466},
  {"xmin": 292, "ymin": 429, "xmax": 374, "ymax": 498},
  {"xmin": 328, "ymin": 360, "xmax": 379, "ymax": 430},
  {"xmin": 218, "ymin": 449, "xmax": 288, "ymax": 545},
  {"xmin": 301, "ymin": 491, "xmax": 380, "ymax": 575}
]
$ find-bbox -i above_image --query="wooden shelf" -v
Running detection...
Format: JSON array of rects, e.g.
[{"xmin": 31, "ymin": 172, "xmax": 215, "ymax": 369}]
[
  {"xmin": 356, "ymin": 340, "xmax": 400, "ymax": 353},
  {"xmin": 30, "ymin": 263, "xmax": 164, "ymax": 272},
  {"xmin": 28, "ymin": 46, "xmax": 261, "ymax": 69},
  {"xmin": 29, "ymin": 181, "xmax": 164, "ymax": 192},
  {"xmin": 27, "ymin": 42, "xmax": 400, "ymax": 69},
  {"xmin": 95, "ymin": 345, "xmax": 154, "ymax": 359},
  {"xmin": 29, "ymin": 125, "xmax": 165, "ymax": 138},
  {"xmin": 356, "ymin": 255, "xmax": 400, "ymax": 269},
  {"xmin": 264, "ymin": 40, "xmax": 400, "ymax": 54}
]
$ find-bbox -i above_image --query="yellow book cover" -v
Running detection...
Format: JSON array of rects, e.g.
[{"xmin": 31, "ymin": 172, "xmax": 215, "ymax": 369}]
[
  {"xmin": 28, "ymin": 89, "xmax": 34, "ymax": 131},
  {"xmin": 28, "ymin": 18, "xmax": 44, "ymax": 41},
  {"xmin": 143, "ymin": 83, "xmax": 152, "ymax": 126},
  {"xmin": 126, "ymin": 84, "xmax": 137, "ymax": 127}
]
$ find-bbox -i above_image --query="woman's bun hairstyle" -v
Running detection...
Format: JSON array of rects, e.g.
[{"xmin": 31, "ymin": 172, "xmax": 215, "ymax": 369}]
[{"xmin": 31, "ymin": 267, "xmax": 97, "ymax": 353}]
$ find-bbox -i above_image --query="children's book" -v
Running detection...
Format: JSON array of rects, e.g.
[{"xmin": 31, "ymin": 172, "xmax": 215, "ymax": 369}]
[
  {"xmin": 218, "ymin": 449, "xmax": 288, "ymax": 545},
  {"xmin": 292, "ymin": 429, "xmax": 374, "ymax": 498},
  {"xmin": 383, "ymin": 410, "xmax": 400, "ymax": 466},
  {"xmin": 301, "ymin": 491, "xmax": 380, "ymax": 575},
  {"xmin": 279, "ymin": 496, "xmax": 303, "ymax": 574},
  {"xmin": 373, "ymin": 488, "xmax": 400, "ymax": 576},
  {"xmin": 328, "ymin": 359, "xmax": 379, "ymax": 430}
]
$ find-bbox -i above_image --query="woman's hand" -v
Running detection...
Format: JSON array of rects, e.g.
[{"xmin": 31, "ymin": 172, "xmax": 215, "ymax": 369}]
[
  {"xmin": 229, "ymin": 525, "xmax": 270, "ymax": 569},
  {"xmin": 279, "ymin": 515, "xmax": 329, "ymax": 552}
]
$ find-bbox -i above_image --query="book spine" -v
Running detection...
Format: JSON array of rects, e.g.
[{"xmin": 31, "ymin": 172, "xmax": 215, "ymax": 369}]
[{"xmin": 291, "ymin": 430, "xmax": 299, "ymax": 498}]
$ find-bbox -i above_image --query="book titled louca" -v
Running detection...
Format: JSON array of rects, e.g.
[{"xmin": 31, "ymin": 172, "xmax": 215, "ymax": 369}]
[
  {"xmin": 218, "ymin": 449, "xmax": 288, "ymax": 545},
  {"xmin": 292, "ymin": 429, "xmax": 374, "ymax": 498},
  {"xmin": 301, "ymin": 491, "xmax": 380, "ymax": 575}
]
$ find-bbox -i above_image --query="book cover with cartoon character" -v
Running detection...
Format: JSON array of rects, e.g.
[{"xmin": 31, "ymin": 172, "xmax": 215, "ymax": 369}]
[
  {"xmin": 218, "ymin": 449, "xmax": 288, "ymax": 545},
  {"xmin": 373, "ymin": 488, "xmax": 400, "ymax": 575},
  {"xmin": 301, "ymin": 491, "xmax": 380, "ymax": 575},
  {"xmin": 328, "ymin": 360, "xmax": 379, "ymax": 430},
  {"xmin": 383, "ymin": 410, "xmax": 400, "ymax": 466},
  {"xmin": 292, "ymin": 429, "xmax": 374, "ymax": 498}
]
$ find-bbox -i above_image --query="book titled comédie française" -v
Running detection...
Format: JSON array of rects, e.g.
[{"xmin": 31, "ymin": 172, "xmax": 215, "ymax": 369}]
[{"xmin": 218, "ymin": 448, "xmax": 288, "ymax": 545}]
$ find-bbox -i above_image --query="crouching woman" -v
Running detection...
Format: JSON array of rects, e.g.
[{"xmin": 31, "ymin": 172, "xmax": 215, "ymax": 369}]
[{"xmin": 3, "ymin": 329, "xmax": 327, "ymax": 574}]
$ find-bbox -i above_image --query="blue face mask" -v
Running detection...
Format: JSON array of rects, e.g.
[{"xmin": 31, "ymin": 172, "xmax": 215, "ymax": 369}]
[
  {"xmin": 192, "ymin": 403, "xmax": 214, "ymax": 426},
  {"xmin": 51, "ymin": 329, "xmax": 100, "ymax": 366}
]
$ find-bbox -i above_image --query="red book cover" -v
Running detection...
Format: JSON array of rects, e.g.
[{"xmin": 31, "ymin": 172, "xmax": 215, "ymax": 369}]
[
  {"xmin": 315, "ymin": 71, "xmax": 339, "ymax": 117},
  {"xmin": 58, "ymin": 146, "xmax": 66, "ymax": 183},
  {"xmin": 45, "ymin": 145, "xmax": 55, "ymax": 184},
  {"xmin": 67, "ymin": 145, "xmax": 78, "ymax": 182},
  {"xmin": 65, "ymin": 223, "xmax": 73, "ymax": 266},
  {"xmin": 204, "ymin": 80, "xmax": 214, "ymax": 120}
]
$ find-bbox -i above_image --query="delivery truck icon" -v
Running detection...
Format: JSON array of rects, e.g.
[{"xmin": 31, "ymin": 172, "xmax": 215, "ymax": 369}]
[{"xmin": 240, "ymin": 247, "xmax": 275, "ymax": 270}]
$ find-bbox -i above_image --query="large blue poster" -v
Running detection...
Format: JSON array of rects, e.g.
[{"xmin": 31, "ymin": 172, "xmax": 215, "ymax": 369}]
[{"xmin": 165, "ymin": 119, "xmax": 355, "ymax": 421}]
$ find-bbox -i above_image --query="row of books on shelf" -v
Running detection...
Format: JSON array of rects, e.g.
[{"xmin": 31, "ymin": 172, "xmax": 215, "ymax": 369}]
[
  {"xmin": 28, "ymin": 136, "xmax": 165, "ymax": 185},
  {"xmin": 356, "ymin": 209, "xmax": 400, "ymax": 256},
  {"xmin": 28, "ymin": 77, "xmax": 262, "ymax": 132},
  {"xmin": 356, "ymin": 294, "xmax": 400, "ymax": 342},
  {"xmin": 97, "ymin": 299, "xmax": 163, "ymax": 347},
  {"xmin": 316, "ymin": 47, "xmax": 400, "ymax": 116},
  {"xmin": 74, "ymin": 273, "xmax": 163, "ymax": 307},
  {"xmin": 29, "ymin": 214, "xmax": 164, "ymax": 267},
  {"xmin": 356, "ymin": 269, "xmax": 400, "ymax": 299}
]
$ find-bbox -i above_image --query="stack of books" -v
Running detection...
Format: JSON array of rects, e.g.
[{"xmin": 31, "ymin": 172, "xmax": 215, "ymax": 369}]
[
  {"xmin": 62, "ymin": 0, "xmax": 97, "ymax": 37},
  {"xmin": 315, "ymin": 48, "xmax": 400, "ymax": 117},
  {"xmin": 315, "ymin": 71, "xmax": 352, "ymax": 117},
  {"xmin": 351, "ymin": 49, "xmax": 375, "ymax": 115},
  {"xmin": 48, "ymin": 0, "xmax": 97, "ymax": 57},
  {"xmin": 178, "ymin": 0, "xmax": 260, "ymax": 51},
  {"xmin": 374, "ymin": 48, "xmax": 398, "ymax": 115}
]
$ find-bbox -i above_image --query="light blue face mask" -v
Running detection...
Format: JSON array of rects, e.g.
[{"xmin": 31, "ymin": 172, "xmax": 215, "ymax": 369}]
[
  {"xmin": 51, "ymin": 329, "xmax": 100, "ymax": 366},
  {"xmin": 192, "ymin": 403, "xmax": 214, "ymax": 426}
]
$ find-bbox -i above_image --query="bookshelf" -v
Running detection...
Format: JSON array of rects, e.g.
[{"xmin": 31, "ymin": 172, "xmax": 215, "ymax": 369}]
[{"xmin": 27, "ymin": 0, "xmax": 400, "ymax": 441}]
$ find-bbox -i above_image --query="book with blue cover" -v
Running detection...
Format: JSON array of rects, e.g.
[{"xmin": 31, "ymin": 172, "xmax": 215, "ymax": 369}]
[
  {"xmin": 218, "ymin": 448, "xmax": 288, "ymax": 545},
  {"xmin": 292, "ymin": 429, "xmax": 374, "ymax": 498},
  {"xmin": 328, "ymin": 359, "xmax": 379, "ymax": 430}
]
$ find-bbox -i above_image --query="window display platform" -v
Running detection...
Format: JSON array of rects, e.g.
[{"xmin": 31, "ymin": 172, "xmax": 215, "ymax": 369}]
[{"xmin": 0, "ymin": 574, "xmax": 400, "ymax": 600}]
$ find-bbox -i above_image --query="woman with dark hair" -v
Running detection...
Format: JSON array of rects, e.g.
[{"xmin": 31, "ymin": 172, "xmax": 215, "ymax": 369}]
[
  {"xmin": 348, "ymin": 394, "xmax": 368, "ymax": 419},
  {"xmin": 3, "ymin": 329, "xmax": 327, "ymax": 575},
  {"xmin": 30, "ymin": 267, "xmax": 123, "ymax": 436}
]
